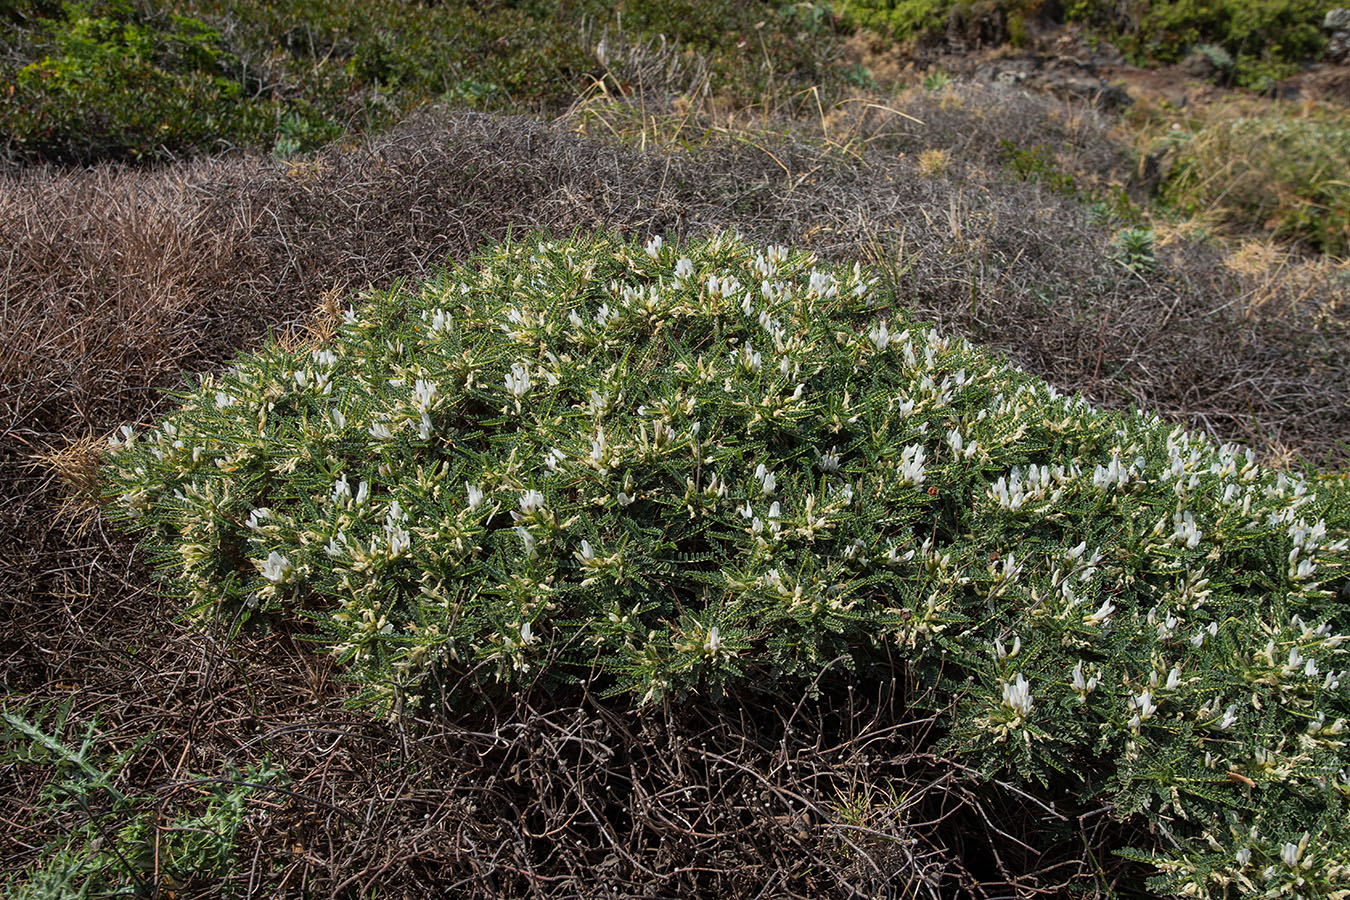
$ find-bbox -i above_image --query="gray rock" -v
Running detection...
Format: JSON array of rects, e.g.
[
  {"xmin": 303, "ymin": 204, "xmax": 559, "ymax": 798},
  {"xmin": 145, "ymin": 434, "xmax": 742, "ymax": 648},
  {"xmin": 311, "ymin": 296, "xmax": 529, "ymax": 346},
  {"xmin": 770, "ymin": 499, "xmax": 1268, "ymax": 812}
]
[
  {"xmin": 1329, "ymin": 32, "xmax": 1350, "ymax": 64},
  {"xmin": 1179, "ymin": 51, "xmax": 1218, "ymax": 80},
  {"xmin": 1323, "ymin": 8, "xmax": 1350, "ymax": 31}
]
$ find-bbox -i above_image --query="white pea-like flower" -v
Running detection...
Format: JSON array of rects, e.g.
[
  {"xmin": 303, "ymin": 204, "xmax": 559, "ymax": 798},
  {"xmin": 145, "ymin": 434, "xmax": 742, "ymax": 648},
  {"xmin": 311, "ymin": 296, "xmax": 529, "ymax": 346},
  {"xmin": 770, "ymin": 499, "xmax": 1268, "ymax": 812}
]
[
  {"xmin": 807, "ymin": 269, "xmax": 835, "ymax": 298},
  {"xmin": 1083, "ymin": 598, "xmax": 1116, "ymax": 627},
  {"xmin": 1002, "ymin": 674, "xmax": 1033, "ymax": 719},
  {"xmin": 1170, "ymin": 510, "xmax": 1203, "ymax": 549},
  {"xmin": 516, "ymin": 526, "xmax": 536, "ymax": 558},
  {"xmin": 1071, "ymin": 660, "xmax": 1099, "ymax": 698},
  {"xmin": 259, "ymin": 551, "xmax": 293, "ymax": 584},
  {"xmin": 386, "ymin": 525, "xmax": 410, "ymax": 557},
  {"xmin": 897, "ymin": 444, "xmax": 926, "ymax": 486},
  {"xmin": 369, "ymin": 421, "xmax": 395, "ymax": 441},
  {"xmin": 868, "ymin": 320, "xmax": 891, "ymax": 352},
  {"xmin": 1281, "ymin": 837, "xmax": 1305, "ymax": 869},
  {"xmin": 505, "ymin": 362, "xmax": 531, "ymax": 398},
  {"xmin": 946, "ymin": 428, "xmax": 977, "ymax": 459},
  {"xmin": 884, "ymin": 544, "xmax": 914, "ymax": 566},
  {"xmin": 644, "ymin": 235, "xmax": 663, "ymax": 259},
  {"xmin": 519, "ymin": 489, "xmax": 545, "ymax": 513},
  {"xmin": 412, "ymin": 378, "xmax": 437, "ymax": 413},
  {"xmin": 704, "ymin": 625, "xmax": 721, "ymax": 656},
  {"xmin": 754, "ymin": 463, "xmax": 776, "ymax": 495}
]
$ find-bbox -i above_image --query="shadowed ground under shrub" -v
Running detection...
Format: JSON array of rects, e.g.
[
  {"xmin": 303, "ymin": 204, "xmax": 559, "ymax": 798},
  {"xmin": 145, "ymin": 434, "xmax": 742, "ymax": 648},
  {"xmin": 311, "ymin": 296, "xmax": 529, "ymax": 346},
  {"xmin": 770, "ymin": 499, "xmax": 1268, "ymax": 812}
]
[{"xmin": 3, "ymin": 91, "xmax": 1349, "ymax": 897}]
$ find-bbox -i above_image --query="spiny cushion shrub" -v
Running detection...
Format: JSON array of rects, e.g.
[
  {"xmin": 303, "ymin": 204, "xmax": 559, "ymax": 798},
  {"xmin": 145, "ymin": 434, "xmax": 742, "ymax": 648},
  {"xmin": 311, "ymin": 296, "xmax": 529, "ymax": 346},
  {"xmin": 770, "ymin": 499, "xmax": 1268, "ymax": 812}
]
[{"xmin": 104, "ymin": 233, "xmax": 1350, "ymax": 896}]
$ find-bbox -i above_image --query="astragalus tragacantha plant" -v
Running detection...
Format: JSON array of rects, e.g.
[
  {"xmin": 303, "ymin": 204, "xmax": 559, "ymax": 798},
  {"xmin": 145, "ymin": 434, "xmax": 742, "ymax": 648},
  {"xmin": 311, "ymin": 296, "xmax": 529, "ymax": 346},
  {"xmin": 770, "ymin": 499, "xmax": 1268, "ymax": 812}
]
[{"xmin": 104, "ymin": 232, "xmax": 1350, "ymax": 897}]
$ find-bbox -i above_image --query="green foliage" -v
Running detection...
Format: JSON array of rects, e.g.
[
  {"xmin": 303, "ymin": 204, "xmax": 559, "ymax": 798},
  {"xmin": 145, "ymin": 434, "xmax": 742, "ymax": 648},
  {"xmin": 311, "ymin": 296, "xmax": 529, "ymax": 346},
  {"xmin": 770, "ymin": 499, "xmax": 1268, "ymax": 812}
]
[
  {"xmin": 999, "ymin": 139, "xmax": 1142, "ymax": 224},
  {"xmin": 999, "ymin": 139, "xmax": 1078, "ymax": 196},
  {"xmin": 921, "ymin": 68, "xmax": 951, "ymax": 91},
  {"xmin": 2, "ymin": 2, "xmax": 273, "ymax": 162},
  {"xmin": 842, "ymin": 0, "xmax": 1330, "ymax": 88},
  {"xmin": 1, "ymin": 0, "xmax": 847, "ymax": 165},
  {"xmin": 1193, "ymin": 42, "xmax": 1236, "ymax": 76},
  {"xmin": 1119, "ymin": 0, "xmax": 1328, "ymax": 90},
  {"xmin": 102, "ymin": 231, "xmax": 1350, "ymax": 895},
  {"xmin": 1110, "ymin": 225, "xmax": 1157, "ymax": 271},
  {"xmin": 1157, "ymin": 107, "xmax": 1350, "ymax": 257},
  {"xmin": 2, "ymin": 699, "xmax": 277, "ymax": 898},
  {"xmin": 841, "ymin": 0, "xmax": 953, "ymax": 45}
]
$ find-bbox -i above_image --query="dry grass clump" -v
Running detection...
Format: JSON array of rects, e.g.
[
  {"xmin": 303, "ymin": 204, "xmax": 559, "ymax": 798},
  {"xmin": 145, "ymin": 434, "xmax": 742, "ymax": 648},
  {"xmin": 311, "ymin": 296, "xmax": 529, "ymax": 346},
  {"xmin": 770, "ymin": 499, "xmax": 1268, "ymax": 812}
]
[
  {"xmin": 3, "ymin": 94, "xmax": 1348, "ymax": 897},
  {"xmin": 1130, "ymin": 97, "xmax": 1350, "ymax": 256}
]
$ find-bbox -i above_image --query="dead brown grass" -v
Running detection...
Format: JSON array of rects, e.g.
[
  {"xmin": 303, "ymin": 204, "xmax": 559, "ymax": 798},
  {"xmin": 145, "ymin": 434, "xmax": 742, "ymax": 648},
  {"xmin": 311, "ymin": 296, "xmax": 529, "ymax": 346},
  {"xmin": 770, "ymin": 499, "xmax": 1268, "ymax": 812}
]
[{"xmin": 2, "ymin": 93, "xmax": 1346, "ymax": 897}]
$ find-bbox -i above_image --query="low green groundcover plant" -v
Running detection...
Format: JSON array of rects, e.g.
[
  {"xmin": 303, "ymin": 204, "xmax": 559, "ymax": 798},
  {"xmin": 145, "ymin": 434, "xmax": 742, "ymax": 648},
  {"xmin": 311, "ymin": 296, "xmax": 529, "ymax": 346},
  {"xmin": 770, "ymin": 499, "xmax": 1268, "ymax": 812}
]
[
  {"xmin": 2, "ymin": 701, "xmax": 275, "ymax": 898},
  {"xmin": 104, "ymin": 233, "xmax": 1350, "ymax": 897}
]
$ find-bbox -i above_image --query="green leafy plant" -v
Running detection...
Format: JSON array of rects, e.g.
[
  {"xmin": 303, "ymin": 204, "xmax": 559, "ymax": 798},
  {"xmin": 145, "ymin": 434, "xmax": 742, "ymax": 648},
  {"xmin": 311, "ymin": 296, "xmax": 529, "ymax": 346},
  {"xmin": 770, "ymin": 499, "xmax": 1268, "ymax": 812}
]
[
  {"xmin": 2, "ymin": 700, "xmax": 278, "ymax": 898},
  {"xmin": 1, "ymin": 3, "xmax": 273, "ymax": 162},
  {"xmin": 1193, "ymin": 42, "xmax": 1237, "ymax": 77},
  {"xmin": 999, "ymin": 139, "xmax": 1078, "ymax": 196},
  {"xmin": 1110, "ymin": 225, "xmax": 1157, "ymax": 271},
  {"xmin": 921, "ymin": 68, "xmax": 951, "ymax": 91},
  {"xmin": 102, "ymin": 232, "xmax": 1350, "ymax": 895}
]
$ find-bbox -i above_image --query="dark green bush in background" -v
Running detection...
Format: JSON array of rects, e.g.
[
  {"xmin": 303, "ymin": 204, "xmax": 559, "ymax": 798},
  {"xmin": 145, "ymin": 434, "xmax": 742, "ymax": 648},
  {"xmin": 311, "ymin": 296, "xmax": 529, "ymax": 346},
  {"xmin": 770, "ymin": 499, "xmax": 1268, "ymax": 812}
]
[
  {"xmin": 0, "ymin": 0, "xmax": 848, "ymax": 165},
  {"xmin": 840, "ymin": 0, "xmax": 1333, "ymax": 88}
]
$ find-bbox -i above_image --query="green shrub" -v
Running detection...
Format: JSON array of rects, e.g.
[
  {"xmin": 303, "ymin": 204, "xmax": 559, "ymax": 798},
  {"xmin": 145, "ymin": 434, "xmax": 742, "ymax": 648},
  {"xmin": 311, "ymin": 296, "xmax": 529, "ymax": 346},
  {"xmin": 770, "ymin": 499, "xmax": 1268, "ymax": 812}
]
[
  {"xmin": 1, "ymin": 2, "xmax": 274, "ymax": 162},
  {"xmin": 1, "ymin": 0, "xmax": 847, "ymax": 165},
  {"xmin": 842, "ymin": 0, "xmax": 1330, "ymax": 87},
  {"xmin": 840, "ymin": 0, "xmax": 955, "ymax": 45},
  {"xmin": 1110, "ymin": 225, "xmax": 1158, "ymax": 270},
  {"xmin": 103, "ymin": 232, "xmax": 1350, "ymax": 895},
  {"xmin": 2, "ymin": 700, "xmax": 276, "ymax": 898},
  {"xmin": 1123, "ymin": 0, "xmax": 1328, "ymax": 89}
]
